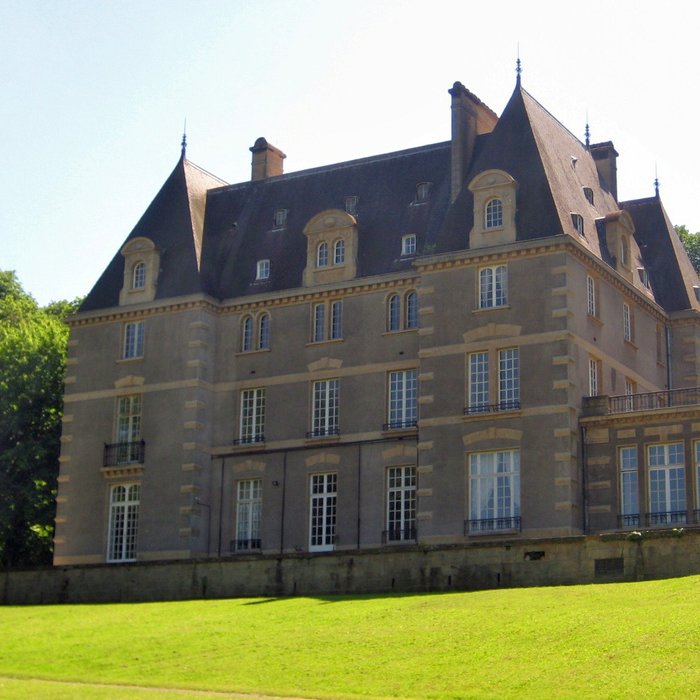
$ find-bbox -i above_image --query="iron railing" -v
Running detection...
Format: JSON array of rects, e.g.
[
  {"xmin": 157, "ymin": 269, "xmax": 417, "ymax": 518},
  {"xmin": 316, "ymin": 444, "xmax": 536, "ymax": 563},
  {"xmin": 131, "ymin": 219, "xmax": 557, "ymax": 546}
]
[
  {"xmin": 382, "ymin": 525, "xmax": 417, "ymax": 543},
  {"xmin": 466, "ymin": 516, "xmax": 521, "ymax": 534},
  {"xmin": 383, "ymin": 419, "xmax": 417, "ymax": 431},
  {"xmin": 617, "ymin": 513, "xmax": 641, "ymax": 528},
  {"xmin": 464, "ymin": 400, "xmax": 520, "ymax": 415},
  {"xmin": 103, "ymin": 440, "xmax": 145, "ymax": 467},
  {"xmin": 644, "ymin": 511, "xmax": 687, "ymax": 526},
  {"xmin": 232, "ymin": 434, "xmax": 265, "ymax": 446},
  {"xmin": 306, "ymin": 427, "xmax": 340, "ymax": 439},
  {"xmin": 608, "ymin": 387, "xmax": 700, "ymax": 414}
]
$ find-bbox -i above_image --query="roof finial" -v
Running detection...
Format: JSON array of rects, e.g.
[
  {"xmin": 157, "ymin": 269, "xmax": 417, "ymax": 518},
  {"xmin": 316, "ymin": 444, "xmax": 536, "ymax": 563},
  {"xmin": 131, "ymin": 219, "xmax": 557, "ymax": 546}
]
[
  {"xmin": 585, "ymin": 111, "xmax": 590, "ymax": 149},
  {"xmin": 654, "ymin": 163, "xmax": 660, "ymax": 198},
  {"xmin": 516, "ymin": 44, "xmax": 522, "ymax": 86},
  {"xmin": 181, "ymin": 118, "xmax": 187, "ymax": 158}
]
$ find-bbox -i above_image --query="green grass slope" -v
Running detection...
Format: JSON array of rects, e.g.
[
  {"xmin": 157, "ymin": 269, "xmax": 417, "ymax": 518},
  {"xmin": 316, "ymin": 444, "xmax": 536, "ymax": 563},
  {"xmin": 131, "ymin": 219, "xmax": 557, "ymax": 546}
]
[{"xmin": 2, "ymin": 575, "xmax": 700, "ymax": 699}]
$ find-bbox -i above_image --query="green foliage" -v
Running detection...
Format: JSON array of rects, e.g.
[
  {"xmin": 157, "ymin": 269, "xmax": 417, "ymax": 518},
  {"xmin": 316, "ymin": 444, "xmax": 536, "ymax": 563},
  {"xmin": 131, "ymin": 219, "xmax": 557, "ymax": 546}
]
[
  {"xmin": 2, "ymin": 577, "xmax": 700, "ymax": 698},
  {"xmin": 0, "ymin": 271, "xmax": 79, "ymax": 568},
  {"xmin": 675, "ymin": 224, "xmax": 700, "ymax": 273}
]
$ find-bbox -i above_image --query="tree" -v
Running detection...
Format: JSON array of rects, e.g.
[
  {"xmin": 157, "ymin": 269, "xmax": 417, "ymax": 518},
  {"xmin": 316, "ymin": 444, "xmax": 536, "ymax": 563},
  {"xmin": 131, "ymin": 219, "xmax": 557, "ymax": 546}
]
[
  {"xmin": 0, "ymin": 271, "xmax": 80, "ymax": 568},
  {"xmin": 675, "ymin": 225, "xmax": 700, "ymax": 273}
]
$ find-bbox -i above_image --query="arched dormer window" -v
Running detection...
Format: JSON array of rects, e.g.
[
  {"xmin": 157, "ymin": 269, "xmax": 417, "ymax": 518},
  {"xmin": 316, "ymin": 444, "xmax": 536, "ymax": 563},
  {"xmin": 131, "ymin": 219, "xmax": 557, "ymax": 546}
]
[
  {"xmin": 241, "ymin": 316, "xmax": 253, "ymax": 352},
  {"xmin": 132, "ymin": 261, "xmax": 146, "ymax": 290},
  {"xmin": 388, "ymin": 294, "xmax": 401, "ymax": 331},
  {"xmin": 334, "ymin": 239, "xmax": 345, "ymax": 265},
  {"xmin": 485, "ymin": 198, "xmax": 503, "ymax": 229},
  {"xmin": 405, "ymin": 291, "xmax": 418, "ymax": 328},
  {"xmin": 258, "ymin": 313, "xmax": 270, "ymax": 350},
  {"xmin": 317, "ymin": 241, "xmax": 329, "ymax": 268}
]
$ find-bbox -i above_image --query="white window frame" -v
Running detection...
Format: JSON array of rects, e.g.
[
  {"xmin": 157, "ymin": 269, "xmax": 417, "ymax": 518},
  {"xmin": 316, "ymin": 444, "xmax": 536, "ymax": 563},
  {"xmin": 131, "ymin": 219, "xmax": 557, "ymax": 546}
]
[
  {"xmin": 313, "ymin": 303, "xmax": 325, "ymax": 342},
  {"xmin": 586, "ymin": 275, "xmax": 597, "ymax": 317},
  {"xmin": 132, "ymin": 261, "xmax": 146, "ymax": 290},
  {"xmin": 273, "ymin": 208, "xmax": 288, "ymax": 228},
  {"xmin": 485, "ymin": 198, "xmax": 503, "ymax": 229},
  {"xmin": 123, "ymin": 321, "xmax": 144, "ymax": 359},
  {"xmin": 469, "ymin": 450, "xmax": 520, "ymax": 532},
  {"xmin": 623, "ymin": 302, "xmax": 632, "ymax": 342},
  {"xmin": 239, "ymin": 388, "xmax": 265, "ymax": 444},
  {"xmin": 241, "ymin": 316, "xmax": 253, "ymax": 352},
  {"xmin": 572, "ymin": 213, "xmax": 584, "ymax": 236},
  {"xmin": 256, "ymin": 259, "xmax": 270, "ymax": 280},
  {"xmin": 405, "ymin": 291, "xmax": 418, "ymax": 329},
  {"xmin": 498, "ymin": 348, "xmax": 520, "ymax": 410},
  {"xmin": 258, "ymin": 313, "xmax": 270, "ymax": 350},
  {"xmin": 386, "ymin": 466, "xmax": 416, "ymax": 542},
  {"xmin": 468, "ymin": 351, "xmax": 490, "ymax": 413},
  {"xmin": 416, "ymin": 182, "xmax": 431, "ymax": 202},
  {"xmin": 107, "ymin": 483, "xmax": 140, "ymax": 562},
  {"xmin": 316, "ymin": 241, "xmax": 329, "ymax": 268},
  {"xmin": 479, "ymin": 265, "xmax": 507, "ymax": 309},
  {"xmin": 309, "ymin": 472, "xmax": 337, "ymax": 552},
  {"xmin": 116, "ymin": 395, "xmax": 142, "ymax": 464},
  {"xmin": 334, "ymin": 239, "xmax": 345, "ymax": 265},
  {"xmin": 648, "ymin": 443, "xmax": 686, "ymax": 524},
  {"xmin": 311, "ymin": 378, "xmax": 339, "ymax": 437},
  {"xmin": 401, "ymin": 234, "xmax": 417, "ymax": 256},
  {"xmin": 235, "ymin": 478, "xmax": 262, "ymax": 551},
  {"xmin": 588, "ymin": 357, "xmax": 600, "ymax": 396},
  {"xmin": 312, "ymin": 300, "xmax": 342, "ymax": 342},
  {"xmin": 387, "ymin": 369, "xmax": 418, "ymax": 430},
  {"xmin": 330, "ymin": 300, "xmax": 343, "ymax": 340},
  {"xmin": 344, "ymin": 196, "xmax": 358, "ymax": 216},
  {"xmin": 619, "ymin": 446, "xmax": 639, "ymax": 527},
  {"xmin": 388, "ymin": 294, "xmax": 401, "ymax": 331}
]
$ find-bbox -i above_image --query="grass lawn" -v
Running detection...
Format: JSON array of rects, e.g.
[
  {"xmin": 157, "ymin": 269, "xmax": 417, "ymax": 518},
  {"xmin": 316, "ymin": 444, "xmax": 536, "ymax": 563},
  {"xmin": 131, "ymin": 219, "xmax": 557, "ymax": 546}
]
[{"xmin": 2, "ymin": 575, "xmax": 700, "ymax": 699}]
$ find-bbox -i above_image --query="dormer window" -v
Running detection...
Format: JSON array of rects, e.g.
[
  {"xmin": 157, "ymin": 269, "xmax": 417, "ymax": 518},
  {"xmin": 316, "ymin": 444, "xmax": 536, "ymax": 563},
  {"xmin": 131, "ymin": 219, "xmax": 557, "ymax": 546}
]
[
  {"xmin": 485, "ymin": 198, "xmax": 503, "ymax": 229},
  {"xmin": 416, "ymin": 182, "xmax": 432, "ymax": 203},
  {"xmin": 303, "ymin": 209, "xmax": 358, "ymax": 287},
  {"xmin": 638, "ymin": 267, "xmax": 651, "ymax": 289},
  {"xmin": 273, "ymin": 208, "xmax": 288, "ymax": 228},
  {"xmin": 620, "ymin": 236, "xmax": 630, "ymax": 267},
  {"xmin": 401, "ymin": 234, "xmax": 417, "ymax": 257},
  {"xmin": 256, "ymin": 259, "xmax": 270, "ymax": 280},
  {"xmin": 583, "ymin": 187, "xmax": 594, "ymax": 205},
  {"xmin": 571, "ymin": 213, "xmax": 584, "ymax": 236},
  {"xmin": 317, "ymin": 242, "xmax": 329, "ymax": 268},
  {"xmin": 334, "ymin": 239, "xmax": 345, "ymax": 265},
  {"xmin": 345, "ymin": 196, "xmax": 358, "ymax": 216},
  {"xmin": 132, "ymin": 262, "xmax": 146, "ymax": 290}
]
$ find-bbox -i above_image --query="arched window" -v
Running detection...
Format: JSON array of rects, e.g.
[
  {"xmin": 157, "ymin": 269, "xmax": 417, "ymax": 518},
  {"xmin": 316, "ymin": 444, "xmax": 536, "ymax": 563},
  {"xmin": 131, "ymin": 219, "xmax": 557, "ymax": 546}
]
[
  {"xmin": 479, "ymin": 265, "xmax": 508, "ymax": 308},
  {"xmin": 405, "ymin": 291, "xmax": 418, "ymax": 329},
  {"xmin": 258, "ymin": 313, "xmax": 270, "ymax": 350},
  {"xmin": 132, "ymin": 262, "xmax": 146, "ymax": 290},
  {"xmin": 317, "ymin": 242, "xmax": 329, "ymax": 267},
  {"xmin": 388, "ymin": 294, "xmax": 401, "ymax": 331},
  {"xmin": 485, "ymin": 198, "xmax": 503, "ymax": 229},
  {"xmin": 334, "ymin": 239, "xmax": 345, "ymax": 265},
  {"xmin": 241, "ymin": 316, "xmax": 253, "ymax": 352}
]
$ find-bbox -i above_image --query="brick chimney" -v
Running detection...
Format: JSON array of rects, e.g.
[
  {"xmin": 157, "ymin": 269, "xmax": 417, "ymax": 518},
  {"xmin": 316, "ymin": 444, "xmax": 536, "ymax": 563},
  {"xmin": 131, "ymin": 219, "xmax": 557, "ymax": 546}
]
[
  {"xmin": 590, "ymin": 141, "xmax": 619, "ymax": 202},
  {"xmin": 448, "ymin": 82, "xmax": 498, "ymax": 203},
  {"xmin": 250, "ymin": 137, "xmax": 286, "ymax": 181}
]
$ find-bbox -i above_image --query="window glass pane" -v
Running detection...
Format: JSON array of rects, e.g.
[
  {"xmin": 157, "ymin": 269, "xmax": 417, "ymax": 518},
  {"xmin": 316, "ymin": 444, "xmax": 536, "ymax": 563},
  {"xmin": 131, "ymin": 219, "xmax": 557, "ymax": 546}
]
[
  {"xmin": 405, "ymin": 292, "xmax": 418, "ymax": 329},
  {"xmin": 469, "ymin": 352, "xmax": 489, "ymax": 411}
]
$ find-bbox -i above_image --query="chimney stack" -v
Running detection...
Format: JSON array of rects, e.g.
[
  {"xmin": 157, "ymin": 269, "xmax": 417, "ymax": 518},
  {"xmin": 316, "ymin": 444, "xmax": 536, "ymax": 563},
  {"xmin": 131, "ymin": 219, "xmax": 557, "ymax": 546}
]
[
  {"xmin": 250, "ymin": 137, "xmax": 286, "ymax": 181},
  {"xmin": 590, "ymin": 141, "xmax": 619, "ymax": 202}
]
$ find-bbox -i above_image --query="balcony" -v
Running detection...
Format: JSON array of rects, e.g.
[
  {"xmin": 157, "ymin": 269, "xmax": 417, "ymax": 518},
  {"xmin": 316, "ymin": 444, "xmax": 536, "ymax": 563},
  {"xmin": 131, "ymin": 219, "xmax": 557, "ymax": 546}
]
[
  {"xmin": 585, "ymin": 387, "xmax": 700, "ymax": 416},
  {"xmin": 306, "ymin": 427, "xmax": 340, "ymax": 439},
  {"xmin": 103, "ymin": 440, "xmax": 145, "ymax": 467},
  {"xmin": 466, "ymin": 516, "xmax": 521, "ymax": 534},
  {"xmin": 617, "ymin": 513, "xmax": 641, "ymax": 529},
  {"xmin": 383, "ymin": 419, "xmax": 417, "ymax": 431},
  {"xmin": 644, "ymin": 511, "xmax": 687, "ymax": 526},
  {"xmin": 382, "ymin": 525, "xmax": 416, "ymax": 544},
  {"xmin": 464, "ymin": 400, "xmax": 520, "ymax": 416}
]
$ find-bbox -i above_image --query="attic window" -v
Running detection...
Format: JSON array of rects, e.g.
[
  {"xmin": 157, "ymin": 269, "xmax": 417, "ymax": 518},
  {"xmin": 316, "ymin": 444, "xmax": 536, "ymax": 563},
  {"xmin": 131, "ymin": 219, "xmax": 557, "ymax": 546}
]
[
  {"xmin": 132, "ymin": 262, "xmax": 146, "ymax": 290},
  {"xmin": 583, "ymin": 187, "xmax": 594, "ymax": 205},
  {"xmin": 638, "ymin": 267, "xmax": 651, "ymax": 289},
  {"xmin": 256, "ymin": 259, "xmax": 270, "ymax": 280},
  {"xmin": 273, "ymin": 209, "xmax": 288, "ymax": 228},
  {"xmin": 416, "ymin": 182, "xmax": 432, "ymax": 203},
  {"xmin": 694, "ymin": 286, "xmax": 700, "ymax": 303},
  {"xmin": 345, "ymin": 196, "xmax": 358, "ymax": 216},
  {"xmin": 485, "ymin": 198, "xmax": 503, "ymax": 229},
  {"xmin": 620, "ymin": 236, "xmax": 630, "ymax": 267},
  {"xmin": 572, "ymin": 213, "xmax": 584, "ymax": 236},
  {"xmin": 401, "ymin": 234, "xmax": 417, "ymax": 257}
]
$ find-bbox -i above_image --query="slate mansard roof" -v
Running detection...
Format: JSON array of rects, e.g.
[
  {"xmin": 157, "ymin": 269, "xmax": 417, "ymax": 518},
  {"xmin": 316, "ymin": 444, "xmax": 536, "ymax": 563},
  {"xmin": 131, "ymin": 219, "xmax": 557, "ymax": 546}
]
[{"xmin": 79, "ymin": 81, "xmax": 700, "ymax": 314}]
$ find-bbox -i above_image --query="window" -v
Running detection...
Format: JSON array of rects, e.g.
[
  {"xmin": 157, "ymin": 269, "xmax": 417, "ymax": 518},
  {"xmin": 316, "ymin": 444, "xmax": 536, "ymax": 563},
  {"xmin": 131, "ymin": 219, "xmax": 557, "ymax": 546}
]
[
  {"xmin": 386, "ymin": 466, "xmax": 416, "ymax": 542},
  {"xmin": 586, "ymin": 275, "xmax": 597, "ymax": 317},
  {"xmin": 330, "ymin": 300, "xmax": 343, "ymax": 340},
  {"xmin": 123, "ymin": 321, "xmax": 144, "ymax": 359},
  {"xmin": 583, "ymin": 187, "xmax": 594, "ymax": 205},
  {"xmin": 623, "ymin": 303, "xmax": 633, "ymax": 342},
  {"xmin": 387, "ymin": 292, "xmax": 418, "ymax": 331},
  {"xmin": 588, "ymin": 357, "xmax": 600, "ymax": 396},
  {"xmin": 572, "ymin": 213, "xmax": 584, "ymax": 236},
  {"xmin": 258, "ymin": 313, "xmax": 270, "ymax": 350},
  {"xmin": 401, "ymin": 234, "xmax": 417, "ymax": 256},
  {"xmin": 620, "ymin": 236, "xmax": 630, "ymax": 267},
  {"xmin": 309, "ymin": 473, "xmax": 337, "ymax": 551},
  {"xmin": 132, "ymin": 262, "xmax": 146, "ymax": 290},
  {"xmin": 416, "ymin": 182, "xmax": 431, "ymax": 202},
  {"xmin": 468, "ymin": 349, "xmax": 519, "ymax": 413},
  {"xmin": 256, "ymin": 259, "xmax": 270, "ymax": 280},
  {"xmin": 388, "ymin": 294, "xmax": 401, "ymax": 331},
  {"xmin": 316, "ymin": 242, "xmax": 329, "ymax": 268},
  {"xmin": 624, "ymin": 379, "xmax": 636, "ymax": 411},
  {"xmin": 311, "ymin": 379, "xmax": 339, "ymax": 437},
  {"xmin": 405, "ymin": 291, "xmax": 418, "ymax": 329},
  {"xmin": 313, "ymin": 303, "xmax": 326, "ymax": 342},
  {"xmin": 345, "ymin": 196, "xmax": 358, "ymax": 216},
  {"xmin": 387, "ymin": 369, "xmax": 417, "ymax": 430},
  {"xmin": 235, "ymin": 479, "xmax": 262, "ymax": 551},
  {"xmin": 648, "ymin": 443, "xmax": 686, "ymax": 524},
  {"xmin": 116, "ymin": 395, "xmax": 142, "ymax": 464},
  {"xmin": 241, "ymin": 316, "xmax": 253, "ymax": 352},
  {"xmin": 311, "ymin": 301, "xmax": 342, "ymax": 342},
  {"xmin": 498, "ymin": 348, "xmax": 520, "ymax": 410},
  {"xmin": 273, "ymin": 209, "xmax": 288, "ymax": 228},
  {"xmin": 656, "ymin": 324, "xmax": 664, "ymax": 364},
  {"xmin": 468, "ymin": 351, "xmax": 489, "ymax": 413},
  {"xmin": 638, "ymin": 267, "xmax": 650, "ymax": 289},
  {"xmin": 468, "ymin": 450, "xmax": 520, "ymax": 532},
  {"xmin": 239, "ymin": 388, "xmax": 265, "ymax": 444},
  {"xmin": 333, "ymin": 239, "xmax": 345, "ymax": 265},
  {"xmin": 107, "ymin": 483, "xmax": 140, "ymax": 562},
  {"xmin": 479, "ymin": 265, "xmax": 507, "ymax": 308},
  {"xmin": 485, "ymin": 198, "xmax": 503, "ymax": 229},
  {"xmin": 619, "ymin": 447, "xmax": 639, "ymax": 528}
]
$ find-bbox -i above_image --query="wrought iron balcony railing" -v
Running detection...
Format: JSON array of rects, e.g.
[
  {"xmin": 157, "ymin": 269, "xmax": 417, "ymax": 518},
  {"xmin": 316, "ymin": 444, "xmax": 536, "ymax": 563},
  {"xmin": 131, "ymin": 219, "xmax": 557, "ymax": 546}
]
[
  {"xmin": 617, "ymin": 513, "xmax": 641, "ymax": 528},
  {"xmin": 232, "ymin": 434, "xmax": 265, "ymax": 446},
  {"xmin": 306, "ymin": 427, "xmax": 340, "ymax": 439},
  {"xmin": 644, "ymin": 510, "xmax": 687, "ymax": 526},
  {"xmin": 464, "ymin": 400, "xmax": 521, "ymax": 416},
  {"xmin": 383, "ymin": 419, "xmax": 418, "ymax": 431},
  {"xmin": 466, "ymin": 516, "xmax": 521, "ymax": 534},
  {"xmin": 382, "ymin": 525, "xmax": 417, "ymax": 543},
  {"xmin": 103, "ymin": 440, "xmax": 145, "ymax": 467},
  {"xmin": 606, "ymin": 387, "xmax": 700, "ymax": 414}
]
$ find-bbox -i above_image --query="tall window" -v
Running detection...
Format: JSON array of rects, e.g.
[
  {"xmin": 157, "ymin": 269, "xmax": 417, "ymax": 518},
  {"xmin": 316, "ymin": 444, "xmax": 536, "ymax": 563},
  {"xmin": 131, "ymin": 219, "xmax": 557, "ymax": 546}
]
[
  {"xmin": 401, "ymin": 234, "xmax": 417, "ymax": 256},
  {"xmin": 258, "ymin": 313, "xmax": 270, "ymax": 350},
  {"xmin": 309, "ymin": 473, "xmax": 337, "ymax": 552},
  {"xmin": 588, "ymin": 357, "xmax": 600, "ymax": 396},
  {"xmin": 313, "ymin": 303, "xmax": 326, "ymax": 342},
  {"xmin": 386, "ymin": 466, "xmax": 416, "ymax": 542},
  {"xmin": 132, "ymin": 262, "xmax": 146, "ymax": 290},
  {"xmin": 256, "ymin": 259, "xmax": 270, "ymax": 280},
  {"xmin": 116, "ymin": 395, "xmax": 142, "ymax": 464},
  {"xmin": 334, "ymin": 239, "xmax": 345, "ymax": 265},
  {"xmin": 620, "ymin": 236, "xmax": 630, "ymax": 266},
  {"xmin": 123, "ymin": 321, "xmax": 144, "ymax": 359},
  {"xmin": 498, "ymin": 348, "xmax": 520, "ymax": 410},
  {"xmin": 572, "ymin": 213, "xmax": 584, "ymax": 236},
  {"xmin": 107, "ymin": 483, "xmax": 140, "ymax": 562},
  {"xmin": 387, "ymin": 292, "xmax": 418, "ymax": 331},
  {"xmin": 619, "ymin": 446, "xmax": 639, "ymax": 527},
  {"xmin": 485, "ymin": 198, "xmax": 503, "ymax": 229},
  {"xmin": 312, "ymin": 301, "xmax": 342, "ymax": 342},
  {"xmin": 239, "ymin": 388, "xmax": 265, "ymax": 444},
  {"xmin": 241, "ymin": 316, "xmax": 253, "ymax": 352},
  {"xmin": 648, "ymin": 443, "xmax": 686, "ymax": 524},
  {"xmin": 469, "ymin": 450, "xmax": 520, "ymax": 532},
  {"xmin": 311, "ymin": 379, "xmax": 339, "ymax": 437},
  {"xmin": 317, "ymin": 241, "xmax": 329, "ymax": 268},
  {"xmin": 387, "ymin": 369, "xmax": 417, "ymax": 429},
  {"xmin": 623, "ymin": 303, "xmax": 633, "ymax": 342},
  {"xmin": 330, "ymin": 300, "xmax": 343, "ymax": 340},
  {"xmin": 405, "ymin": 291, "xmax": 418, "ymax": 329},
  {"xmin": 388, "ymin": 294, "xmax": 401, "ymax": 331},
  {"xmin": 479, "ymin": 266, "xmax": 507, "ymax": 308},
  {"xmin": 587, "ymin": 275, "xmax": 597, "ymax": 317},
  {"xmin": 235, "ymin": 479, "xmax": 262, "ymax": 551},
  {"xmin": 468, "ymin": 351, "xmax": 489, "ymax": 413}
]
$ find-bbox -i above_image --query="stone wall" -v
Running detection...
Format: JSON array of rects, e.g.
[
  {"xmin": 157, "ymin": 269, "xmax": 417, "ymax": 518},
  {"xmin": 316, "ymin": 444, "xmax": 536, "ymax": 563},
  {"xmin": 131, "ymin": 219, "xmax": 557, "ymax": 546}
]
[{"xmin": 4, "ymin": 530, "xmax": 700, "ymax": 605}]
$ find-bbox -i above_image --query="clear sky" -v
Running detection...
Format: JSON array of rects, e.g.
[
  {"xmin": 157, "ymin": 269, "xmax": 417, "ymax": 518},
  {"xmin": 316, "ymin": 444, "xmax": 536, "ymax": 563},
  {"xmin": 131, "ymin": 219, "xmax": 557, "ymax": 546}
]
[{"xmin": 2, "ymin": 0, "xmax": 699, "ymax": 305}]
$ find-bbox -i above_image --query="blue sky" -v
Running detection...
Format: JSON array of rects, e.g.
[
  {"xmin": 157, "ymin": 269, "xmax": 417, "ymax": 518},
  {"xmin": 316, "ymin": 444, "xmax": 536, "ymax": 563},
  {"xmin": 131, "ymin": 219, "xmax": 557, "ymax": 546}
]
[{"xmin": 2, "ymin": 0, "xmax": 699, "ymax": 305}]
